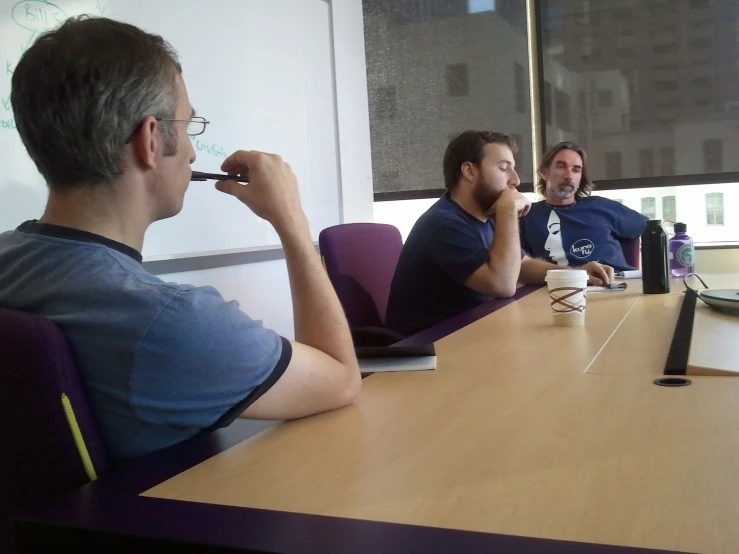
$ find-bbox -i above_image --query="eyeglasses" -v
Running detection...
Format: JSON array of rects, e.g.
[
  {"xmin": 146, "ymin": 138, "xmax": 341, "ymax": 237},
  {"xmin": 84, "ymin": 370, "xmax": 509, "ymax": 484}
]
[
  {"xmin": 161, "ymin": 116, "xmax": 210, "ymax": 137},
  {"xmin": 124, "ymin": 116, "xmax": 210, "ymax": 144}
]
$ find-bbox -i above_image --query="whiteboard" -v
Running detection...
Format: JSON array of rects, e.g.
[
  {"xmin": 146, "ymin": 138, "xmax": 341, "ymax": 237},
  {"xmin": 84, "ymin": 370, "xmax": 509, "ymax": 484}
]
[{"xmin": 0, "ymin": 0, "xmax": 341, "ymax": 260}]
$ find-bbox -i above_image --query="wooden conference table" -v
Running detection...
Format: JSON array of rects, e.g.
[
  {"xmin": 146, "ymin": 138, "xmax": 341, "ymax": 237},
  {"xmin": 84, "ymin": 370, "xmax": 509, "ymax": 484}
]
[{"xmin": 15, "ymin": 275, "xmax": 739, "ymax": 553}]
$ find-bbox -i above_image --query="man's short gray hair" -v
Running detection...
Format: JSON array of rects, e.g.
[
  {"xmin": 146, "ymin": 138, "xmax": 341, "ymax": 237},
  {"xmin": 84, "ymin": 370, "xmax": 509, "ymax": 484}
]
[{"xmin": 11, "ymin": 16, "xmax": 182, "ymax": 190}]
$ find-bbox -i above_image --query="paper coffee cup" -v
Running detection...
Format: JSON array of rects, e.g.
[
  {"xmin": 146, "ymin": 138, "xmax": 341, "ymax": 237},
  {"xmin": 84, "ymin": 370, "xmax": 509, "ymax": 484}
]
[{"xmin": 545, "ymin": 269, "xmax": 588, "ymax": 327}]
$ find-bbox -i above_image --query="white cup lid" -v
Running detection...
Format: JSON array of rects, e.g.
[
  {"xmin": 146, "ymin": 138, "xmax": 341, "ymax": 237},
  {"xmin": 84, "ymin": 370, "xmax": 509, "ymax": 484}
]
[{"xmin": 545, "ymin": 269, "xmax": 588, "ymax": 281}]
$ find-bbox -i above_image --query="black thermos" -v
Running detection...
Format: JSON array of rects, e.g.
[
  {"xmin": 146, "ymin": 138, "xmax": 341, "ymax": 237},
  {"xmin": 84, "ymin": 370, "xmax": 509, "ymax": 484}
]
[{"xmin": 641, "ymin": 219, "xmax": 670, "ymax": 294}]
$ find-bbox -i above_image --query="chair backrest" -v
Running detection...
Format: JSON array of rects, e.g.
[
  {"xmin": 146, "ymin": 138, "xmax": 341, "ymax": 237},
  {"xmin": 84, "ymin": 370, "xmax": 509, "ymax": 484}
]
[
  {"xmin": 0, "ymin": 308, "xmax": 108, "ymax": 549},
  {"xmin": 319, "ymin": 223, "xmax": 403, "ymax": 328},
  {"xmin": 618, "ymin": 236, "xmax": 640, "ymax": 269}
]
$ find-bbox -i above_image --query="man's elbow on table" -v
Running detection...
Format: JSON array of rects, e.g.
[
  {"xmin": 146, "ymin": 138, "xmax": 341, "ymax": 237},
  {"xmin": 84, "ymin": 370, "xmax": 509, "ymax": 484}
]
[
  {"xmin": 464, "ymin": 264, "xmax": 518, "ymax": 299},
  {"xmin": 240, "ymin": 342, "xmax": 362, "ymax": 421}
]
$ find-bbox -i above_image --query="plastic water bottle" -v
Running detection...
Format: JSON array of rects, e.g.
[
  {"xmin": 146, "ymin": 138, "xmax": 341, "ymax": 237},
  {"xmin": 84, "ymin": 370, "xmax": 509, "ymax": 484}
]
[
  {"xmin": 668, "ymin": 222, "xmax": 695, "ymax": 278},
  {"xmin": 641, "ymin": 220, "xmax": 670, "ymax": 294}
]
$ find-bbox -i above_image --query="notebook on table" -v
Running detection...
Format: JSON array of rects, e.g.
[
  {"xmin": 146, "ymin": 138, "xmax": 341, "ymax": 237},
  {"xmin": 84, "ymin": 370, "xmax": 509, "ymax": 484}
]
[{"xmin": 356, "ymin": 344, "xmax": 436, "ymax": 373}]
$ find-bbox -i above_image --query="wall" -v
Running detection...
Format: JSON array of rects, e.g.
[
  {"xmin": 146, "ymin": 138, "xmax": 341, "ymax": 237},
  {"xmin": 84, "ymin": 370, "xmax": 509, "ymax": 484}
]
[
  {"xmin": 153, "ymin": 0, "xmax": 373, "ymax": 340},
  {"xmin": 157, "ymin": 259, "xmax": 296, "ymax": 337},
  {"xmin": 695, "ymin": 248, "xmax": 739, "ymax": 274}
]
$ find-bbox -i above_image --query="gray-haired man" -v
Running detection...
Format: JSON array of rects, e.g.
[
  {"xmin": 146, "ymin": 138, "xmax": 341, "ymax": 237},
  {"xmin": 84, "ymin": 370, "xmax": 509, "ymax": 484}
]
[{"xmin": 0, "ymin": 17, "xmax": 360, "ymax": 462}]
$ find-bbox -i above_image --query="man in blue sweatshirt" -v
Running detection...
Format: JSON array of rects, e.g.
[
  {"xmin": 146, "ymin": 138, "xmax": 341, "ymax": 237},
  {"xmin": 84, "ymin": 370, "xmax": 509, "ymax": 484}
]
[{"xmin": 520, "ymin": 142, "xmax": 647, "ymax": 273}]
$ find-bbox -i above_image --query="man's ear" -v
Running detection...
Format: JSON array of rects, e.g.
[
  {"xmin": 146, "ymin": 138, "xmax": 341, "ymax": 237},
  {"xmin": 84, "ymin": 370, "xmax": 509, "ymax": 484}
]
[
  {"xmin": 460, "ymin": 161, "xmax": 477, "ymax": 182},
  {"xmin": 131, "ymin": 115, "xmax": 159, "ymax": 170}
]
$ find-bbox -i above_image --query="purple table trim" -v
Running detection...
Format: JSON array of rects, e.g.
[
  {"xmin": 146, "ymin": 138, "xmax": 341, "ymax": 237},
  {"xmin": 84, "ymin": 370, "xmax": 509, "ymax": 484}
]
[
  {"xmin": 395, "ymin": 285, "xmax": 542, "ymax": 346},
  {"xmin": 13, "ymin": 418, "xmax": 688, "ymax": 554}
]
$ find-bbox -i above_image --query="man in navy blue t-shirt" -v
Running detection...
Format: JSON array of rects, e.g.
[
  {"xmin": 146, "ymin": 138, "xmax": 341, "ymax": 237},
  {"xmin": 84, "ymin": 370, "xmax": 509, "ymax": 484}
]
[
  {"xmin": 520, "ymin": 142, "xmax": 647, "ymax": 273},
  {"xmin": 386, "ymin": 132, "xmax": 615, "ymax": 336}
]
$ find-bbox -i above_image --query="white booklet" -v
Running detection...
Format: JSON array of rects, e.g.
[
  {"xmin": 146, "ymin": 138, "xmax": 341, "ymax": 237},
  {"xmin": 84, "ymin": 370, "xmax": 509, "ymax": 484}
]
[{"xmin": 356, "ymin": 344, "xmax": 436, "ymax": 373}]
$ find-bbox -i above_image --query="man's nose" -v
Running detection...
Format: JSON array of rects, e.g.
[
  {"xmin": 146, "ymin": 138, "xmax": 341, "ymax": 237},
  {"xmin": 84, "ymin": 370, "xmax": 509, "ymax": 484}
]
[{"xmin": 509, "ymin": 170, "xmax": 520, "ymax": 187}]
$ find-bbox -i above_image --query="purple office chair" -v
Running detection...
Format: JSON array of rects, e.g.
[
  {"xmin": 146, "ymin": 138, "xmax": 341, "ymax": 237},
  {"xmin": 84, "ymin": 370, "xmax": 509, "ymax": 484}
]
[
  {"xmin": 0, "ymin": 308, "xmax": 109, "ymax": 550},
  {"xmin": 319, "ymin": 223, "xmax": 406, "ymax": 346},
  {"xmin": 618, "ymin": 236, "xmax": 640, "ymax": 269}
]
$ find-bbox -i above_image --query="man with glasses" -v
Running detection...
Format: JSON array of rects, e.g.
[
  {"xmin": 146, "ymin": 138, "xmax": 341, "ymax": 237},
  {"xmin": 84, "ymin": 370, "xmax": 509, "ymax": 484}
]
[
  {"xmin": 520, "ymin": 142, "xmax": 647, "ymax": 273},
  {"xmin": 0, "ymin": 17, "xmax": 360, "ymax": 463}
]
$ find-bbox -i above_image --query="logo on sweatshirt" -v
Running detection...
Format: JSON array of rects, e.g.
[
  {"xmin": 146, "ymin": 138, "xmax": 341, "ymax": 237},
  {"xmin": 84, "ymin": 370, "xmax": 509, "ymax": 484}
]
[{"xmin": 570, "ymin": 239, "xmax": 594, "ymax": 259}]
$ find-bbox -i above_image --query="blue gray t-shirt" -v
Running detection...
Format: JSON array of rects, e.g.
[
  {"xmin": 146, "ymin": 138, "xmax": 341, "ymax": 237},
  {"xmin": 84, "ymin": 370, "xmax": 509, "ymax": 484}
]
[
  {"xmin": 386, "ymin": 193, "xmax": 521, "ymax": 336},
  {"xmin": 0, "ymin": 221, "xmax": 291, "ymax": 463},
  {"xmin": 520, "ymin": 197, "xmax": 647, "ymax": 272}
]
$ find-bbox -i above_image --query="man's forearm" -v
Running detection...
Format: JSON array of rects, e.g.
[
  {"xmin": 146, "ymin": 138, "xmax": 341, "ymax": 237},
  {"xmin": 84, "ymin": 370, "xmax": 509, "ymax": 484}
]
[
  {"xmin": 277, "ymin": 218, "xmax": 356, "ymax": 367},
  {"xmin": 519, "ymin": 257, "xmax": 559, "ymax": 285},
  {"xmin": 487, "ymin": 207, "xmax": 524, "ymax": 293}
]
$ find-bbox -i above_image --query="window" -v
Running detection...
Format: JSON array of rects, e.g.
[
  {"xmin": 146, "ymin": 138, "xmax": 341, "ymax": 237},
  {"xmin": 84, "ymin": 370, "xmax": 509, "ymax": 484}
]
[
  {"xmin": 616, "ymin": 35, "xmax": 635, "ymax": 49},
  {"xmin": 597, "ymin": 90, "xmax": 613, "ymax": 107},
  {"xmin": 575, "ymin": 4, "xmax": 590, "ymax": 26},
  {"xmin": 691, "ymin": 36, "xmax": 713, "ymax": 48},
  {"xmin": 616, "ymin": 34, "xmax": 635, "ymax": 57},
  {"xmin": 364, "ymin": 1, "xmax": 533, "ymax": 196},
  {"xmin": 692, "ymin": 62, "xmax": 715, "ymax": 88},
  {"xmin": 650, "ymin": 1, "xmax": 673, "ymax": 17},
  {"xmin": 374, "ymin": 87, "xmax": 398, "ymax": 119},
  {"xmin": 445, "ymin": 64, "xmax": 469, "ymax": 97},
  {"xmin": 555, "ymin": 89, "xmax": 571, "ymax": 131},
  {"xmin": 544, "ymin": 81, "xmax": 553, "ymax": 125},
  {"xmin": 703, "ymin": 139, "xmax": 723, "ymax": 173},
  {"xmin": 706, "ymin": 193, "xmax": 724, "ymax": 225},
  {"xmin": 655, "ymin": 81, "xmax": 678, "ymax": 93},
  {"xmin": 511, "ymin": 133, "xmax": 524, "ymax": 172},
  {"xmin": 657, "ymin": 108, "xmax": 677, "ymax": 123},
  {"xmin": 660, "ymin": 147, "xmax": 675, "ymax": 175},
  {"xmin": 370, "ymin": 0, "xmax": 739, "ymax": 211},
  {"xmin": 693, "ymin": 22, "xmax": 715, "ymax": 37},
  {"xmin": 543, "ymin": 3, "xmax": 564, "ymax": 29},
  {"xmin": 514, "ymin": 63, "xmax": 527, "ymax": 114},
  {"xmin": 605, "ymin": 151, "xmax": 622, "ymax": 179},
  {"xmin": 662, "ymin": 196, "xmax": 676, "ymax": 223},
  {"xmin": 612, "ymin": 0, "xmax": 635, "ymax": 21},
  {"xmin": 537, "ymin": 0, "xmax": 739, "ymax": 187},
  {"xmin": 468, "ymin": 0, "xmax": 496, "ymax": 13},
  {"xmin": 654, "ymin": 67, "xmax": 678, "ymax": 81},
  {"xmin": 579, "ymin": 36, "xmax": 592, "ymax": 58},
  {"xmin": 641, "ymin": 197, "xmax": 657, "ymax": 219},
  {"xmin": 653, "ymin": 31, "xmax": 676, "ymax": 50},
  {"xmin": 691, "ymin": 22, "xmax": 714, "ymax": 49},
  {"xmin": 639, "ymin": 149, "xmax": 655, "ymax": 177},
  {"xmin": 656, "ymin": 98, "xmax": 680, "ymax": 110}
]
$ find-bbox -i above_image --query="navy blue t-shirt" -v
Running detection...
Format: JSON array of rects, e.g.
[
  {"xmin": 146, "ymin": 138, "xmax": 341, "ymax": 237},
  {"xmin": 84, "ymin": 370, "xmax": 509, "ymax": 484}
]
[
  {"xmin": 386, "ymin": 193, "xmax": 517, "ymax": 336},
  {"xmin": 519, "ymin": 197, "xmax": 647, "ymax": 272}
]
